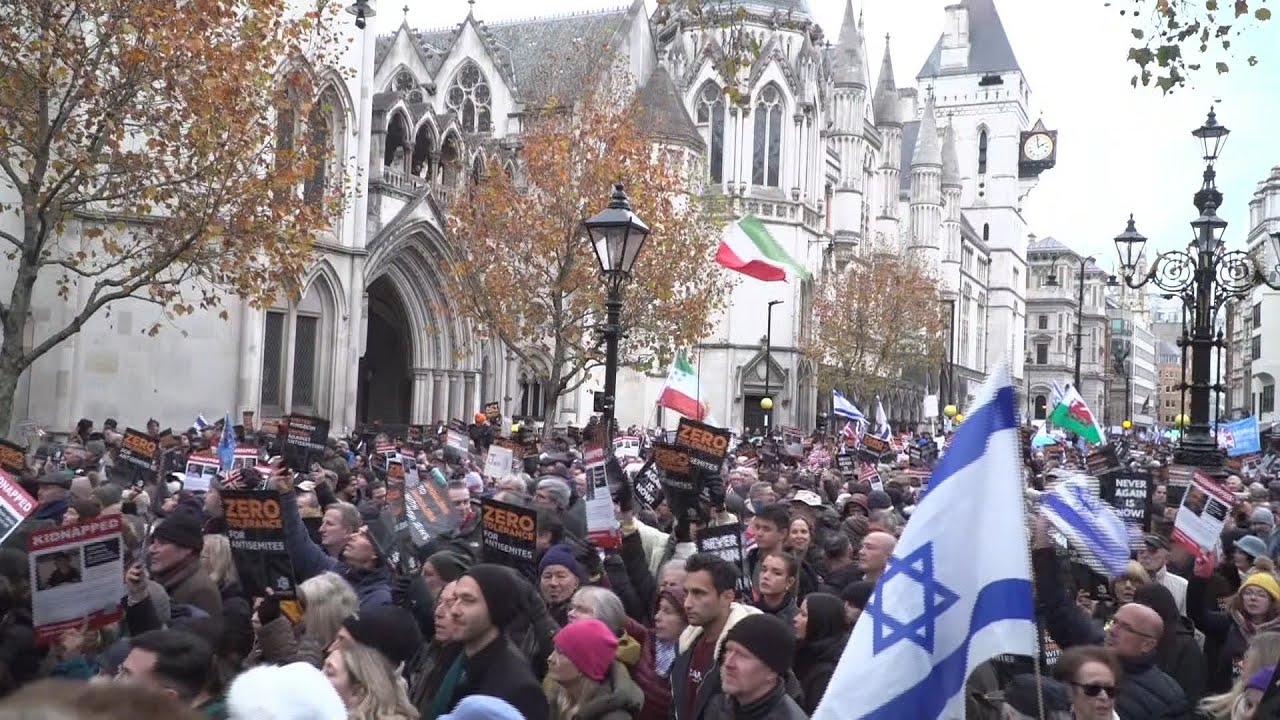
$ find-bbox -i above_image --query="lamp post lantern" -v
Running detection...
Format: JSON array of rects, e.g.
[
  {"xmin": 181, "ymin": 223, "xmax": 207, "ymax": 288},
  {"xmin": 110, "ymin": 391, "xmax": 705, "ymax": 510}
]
[
  {"xmin": 1113, "ymin": 109, "xmax": 1280, "ymax": 470},
  {"xmin": 345, "ymin": 0, "xmax": 376, "ymax": 28},
  {"xmin": 583, "ymin": 183, "xmax": 650, "ymax": 447}
]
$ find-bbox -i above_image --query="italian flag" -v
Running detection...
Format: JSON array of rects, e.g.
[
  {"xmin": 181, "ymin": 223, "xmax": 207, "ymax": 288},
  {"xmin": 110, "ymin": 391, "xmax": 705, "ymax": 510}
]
[
  {"xmin": 716, "ymin": 215, "xmax": 812, "ymax": 282},
  {"xmin": 658, "ymin": 351, "xmax": 705, "ymax": 420},
  {"xmin": 1048, "ymin": 385, "xmax": 1105, "ymax": 445}
]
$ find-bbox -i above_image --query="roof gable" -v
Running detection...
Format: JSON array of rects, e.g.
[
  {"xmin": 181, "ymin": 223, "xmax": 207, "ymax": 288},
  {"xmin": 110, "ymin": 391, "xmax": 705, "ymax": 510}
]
[
  {"xmin": 636, "ymin": 67, "xmax": 704, "ymax": 150},
  {"xmin": 916, "ymin": 0, "xmax": 1022, "ymax": 80}
]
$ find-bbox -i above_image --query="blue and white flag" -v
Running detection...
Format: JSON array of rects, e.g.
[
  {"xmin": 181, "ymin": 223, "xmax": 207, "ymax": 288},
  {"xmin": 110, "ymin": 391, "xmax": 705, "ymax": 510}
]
[
  {"xmin": 1040, "ymin": 477, "xmax": 1131, "ymax": 577},
  {"xmin": 833, "ymin": 390, "xmax": 866, "ymax": 424},
  {"xmin": 218, "ymin": 412, "xmax": 237, "ymax": 472},
  {"xmin": 873, "ymin": 396, "xmax": 891, "ymax": 440},
  {"xmin": 1032, "ymin": 424, "xmax": 1057, "ymax": 448},
  {"xmin": 813, "ymin": 362, "xmax": 1036, "ymax": 720},
  {"xmin": 193, "ymin": 414, "xmax": 211, "ymax": 433}
]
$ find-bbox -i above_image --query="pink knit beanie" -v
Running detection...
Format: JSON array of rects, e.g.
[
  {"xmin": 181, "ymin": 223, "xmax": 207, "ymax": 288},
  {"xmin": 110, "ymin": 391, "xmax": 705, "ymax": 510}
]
[{"xmin": 553, "ymin": 618, "xmax": 618, "ymax": 682}]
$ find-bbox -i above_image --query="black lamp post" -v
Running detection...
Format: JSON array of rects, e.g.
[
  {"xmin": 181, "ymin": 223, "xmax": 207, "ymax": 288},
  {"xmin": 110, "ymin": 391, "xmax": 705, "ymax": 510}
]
[
  {"xmin": 762, "ymin": 300, "xmax": 783, "ymax": 433},
  {"xmin": 345, "ymin": 0, "xmax": 376, "ymax": 29},
  {"xmin": 583, "ymin": 184, "xmax": 650, "ymax": 448},
  {"xmin": 1113, "ymin": 109, "xmax": 1280, "ymax": 469},
  {"xmin": 1043, "ymin": 254, "xmax": 1102, "ymax": 391}
]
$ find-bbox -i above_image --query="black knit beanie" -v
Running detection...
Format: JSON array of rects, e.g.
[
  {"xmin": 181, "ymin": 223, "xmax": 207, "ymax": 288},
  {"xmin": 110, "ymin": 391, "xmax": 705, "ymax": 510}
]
[
  {"xmin": 151, "ymin": 510, "xmax": 205, "ymax": 552},
  {"xmin": 723, "ymin": 614, "xmax": 795, "ymax": 677},
  {"xmin": 427, "ymin": 551, "xmax": 473, "ymax": 584},
  {"xmin": 342, "ymin": 605, "xmax": 423, "ymax": 669},
  {"xmin": 464, "ymin": 564, "xmax": 522, "ymax": 630}
]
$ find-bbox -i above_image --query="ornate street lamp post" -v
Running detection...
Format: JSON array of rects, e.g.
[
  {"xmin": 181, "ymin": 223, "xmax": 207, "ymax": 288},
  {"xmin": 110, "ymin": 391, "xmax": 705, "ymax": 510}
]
[
  {"xmin": 1113, "ymin": 109, "xmax": 1280, "ymax": 469},
  {"xmin": 583, "ymin": 184, "xmax": 650, "ymax": 446}
]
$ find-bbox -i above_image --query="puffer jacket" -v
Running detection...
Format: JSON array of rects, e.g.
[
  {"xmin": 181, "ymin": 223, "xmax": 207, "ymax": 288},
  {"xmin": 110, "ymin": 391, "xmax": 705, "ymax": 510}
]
[{"xmin": 1114, "ymin": 653, "xmax": 1191, "ymax": 720}]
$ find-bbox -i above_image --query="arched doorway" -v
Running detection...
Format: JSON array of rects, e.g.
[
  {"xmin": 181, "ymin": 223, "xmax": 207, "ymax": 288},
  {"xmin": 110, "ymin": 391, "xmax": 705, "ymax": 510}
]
[{"xmin": 357, "ymin": 276, "xmax": 412, "ymax": 424}]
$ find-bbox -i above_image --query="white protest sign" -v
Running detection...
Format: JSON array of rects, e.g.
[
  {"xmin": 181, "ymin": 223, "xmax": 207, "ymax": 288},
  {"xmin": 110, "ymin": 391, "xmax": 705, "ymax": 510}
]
[
  {"xmin": 1172, "ymin": 469, "xmax": 1236, "ymax": 552},
  {"xmin": 483, "ymin": 444, "xmax": 514, "ymax": 480}
]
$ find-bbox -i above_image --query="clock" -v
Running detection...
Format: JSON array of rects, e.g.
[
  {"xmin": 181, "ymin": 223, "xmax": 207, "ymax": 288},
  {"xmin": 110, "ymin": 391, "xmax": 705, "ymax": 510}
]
[{"xmin": 1022, "ymin": 133, "xmax": 1054, "ymax": 162}]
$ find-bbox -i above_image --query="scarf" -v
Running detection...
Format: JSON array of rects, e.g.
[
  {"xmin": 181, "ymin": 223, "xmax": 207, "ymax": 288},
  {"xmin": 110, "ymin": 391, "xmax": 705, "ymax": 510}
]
[
  {"xmin": 152, "ymin": 553, "xmax": 201, "ymax": 592},
  {"xmin": 424, "ymin": 654, "xmax": 466, "ymax": 720},
  {"xmin": 655, "ymin": 638, "xmax": 676, "ymax": 677}
]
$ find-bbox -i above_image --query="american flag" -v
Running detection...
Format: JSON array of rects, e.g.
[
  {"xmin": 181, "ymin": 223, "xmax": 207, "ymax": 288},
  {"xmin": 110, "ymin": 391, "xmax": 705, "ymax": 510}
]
[{"xmin": 841, "ymin": 421, "xmax": 859, "ymax": 444}]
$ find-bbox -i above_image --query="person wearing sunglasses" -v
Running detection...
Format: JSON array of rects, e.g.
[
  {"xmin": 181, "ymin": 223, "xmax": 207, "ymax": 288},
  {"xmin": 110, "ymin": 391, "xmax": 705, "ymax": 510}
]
[{"xmin": 1054, "ymin": 646, "xmax": 1121, "ymax": 720}]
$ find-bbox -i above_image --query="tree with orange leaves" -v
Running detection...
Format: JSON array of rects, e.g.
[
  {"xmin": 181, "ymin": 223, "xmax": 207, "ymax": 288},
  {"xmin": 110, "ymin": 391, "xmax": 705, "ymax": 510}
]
[
  {"xmin": 446, "ymin": 77, "xmax": 731, "ymax": 434},
  {"xmin": 0, "ymin": 0, "xmax": 347, "ymax": 434},
  {"xmin": 803, "ymin": 237, "xmax": 947, "ymax": 402}
]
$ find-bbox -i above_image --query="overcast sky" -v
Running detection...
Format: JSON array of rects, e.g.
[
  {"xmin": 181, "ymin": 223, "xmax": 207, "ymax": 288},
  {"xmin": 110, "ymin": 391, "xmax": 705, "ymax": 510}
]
[{"xmin": 374, "ymin": 0, "xmax": 1279, "ymax": 269}]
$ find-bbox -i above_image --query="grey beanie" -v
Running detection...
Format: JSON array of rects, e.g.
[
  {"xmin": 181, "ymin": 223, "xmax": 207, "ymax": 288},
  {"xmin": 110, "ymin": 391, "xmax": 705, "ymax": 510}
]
[{"xmin": 537, "ymin": 477, "xmax": 572, "ymax": 509}]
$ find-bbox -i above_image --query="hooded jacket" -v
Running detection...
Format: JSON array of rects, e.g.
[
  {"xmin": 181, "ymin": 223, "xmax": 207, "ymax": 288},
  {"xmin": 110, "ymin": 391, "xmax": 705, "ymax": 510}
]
[
  {"xmin": 279, "ymin": 489, "xmax": 391, "ymax": 612},
  {"xmin": 669, "ymin": 602, "xmax": 761, "ymax": 720}
]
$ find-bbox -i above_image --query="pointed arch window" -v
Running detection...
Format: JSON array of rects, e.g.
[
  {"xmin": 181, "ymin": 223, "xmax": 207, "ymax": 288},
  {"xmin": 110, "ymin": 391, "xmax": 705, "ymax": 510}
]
[
  {"xmin": 261, "ymin": 276, "xmax": 335, "ymax": 417},
  {"xmin": 695, "ymin": 83, "xmax": 726, "ymax": 183},
  {"xmin": 752, "ymin": 84, "xmax": 784, "ymax": 187},
  {"xmin": 977, "ymin": 127, "xmax": 989, "ymax": 175},
  {"xmin": 446, "ymin": 62, "xmax": 492, "ymax": 133},
  {"xmin": 303, "ymin": 89, "xmax": 339, "ymax": 206}
]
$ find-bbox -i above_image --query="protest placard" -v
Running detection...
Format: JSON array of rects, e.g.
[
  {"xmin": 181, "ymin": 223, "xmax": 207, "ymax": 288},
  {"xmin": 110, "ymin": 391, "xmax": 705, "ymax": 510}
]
[
  {"xmin": 279, "ymin": 414, "xmax": 329, "ymax": 473},
  {"xmin": 583, "ymin": 445, "xmax": 620, "ymax": 549},
  {"xmin": 446, "ymin": 429, "xmax": 470, "ymax": 453},
  {"xmin": 1100, "ymin": 471, "xmax": 1153, "ymax": 536},
  {"xmin": 1172, "ymin": 469, "xmax": 1236, "ymax": 552},
  {"xmin": 483, "ymin": 444, "xmax": 514, "ymax": 480},
  {"xmin": 28, "ymin": 516, "xmax": 124, "ymax": 644},
  {"xmin": 183, "ymin": 452, "xmax": 219, "ymax": 493},
  {"xmin": 117, "ymin": 428, "xmax": 158, "ymax": 486},
  {"xmin": 651, "ymin": 442, "xmax": 697, "ymax": 493},
  {"xmin": 0, "ymin": 439, "xmax": 26, "ymax": 476},
  {"xmin": 0, "ymin": 470, "xmax": 35, "ymax": 545},
  {"xmin": 220, "ymin": 489, "xmax": 296, "ymax": 597},
  {"xmin": 633, "ymin": 461, "xmax": 664, "ymax": 511},
  {"xmin": 402, "ymin": 469, "xmax": 458, "ymax": 547},
  {"xmin": 859, "ymin": 462, "xmax": 884, "ymax": 493},
  {"xmin": 674, "ymin": 418, "xmax": 730, "ymax": 474},
  {"xmin": 1085, "ymin": 445, "xmax": 1122, "ymax": 477},
  {"xmin": 481, "ymin": 498, "xmax": 537, "ymax": 572},
  {"xmin": 835, "ymin": 453, "xmax": 855, "ymax": 483},
  {"xmin": 695, "ymin": 524, "xmax": 752, "ymax": 597}
]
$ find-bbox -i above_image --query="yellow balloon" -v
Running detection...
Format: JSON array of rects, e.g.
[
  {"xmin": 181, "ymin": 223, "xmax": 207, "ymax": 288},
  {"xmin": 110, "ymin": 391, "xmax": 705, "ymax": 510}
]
[
  {"xmin": 759, "ymin": 397, "xmax": 774, "ymax": 411},
  {"xmin": 1122, "ymin": 420, "xmax": 1132, "ymax": 430},
  {"xmin": 955, "ymin": 413, "xmax": 964, "ymax": 423},
  {"xmin": 943, "ymin": 404, "xmax": 958, "ymax": 419},
  {"xmin": 511, "ymin": 423, "xmax": 521, "ymax": 433}
]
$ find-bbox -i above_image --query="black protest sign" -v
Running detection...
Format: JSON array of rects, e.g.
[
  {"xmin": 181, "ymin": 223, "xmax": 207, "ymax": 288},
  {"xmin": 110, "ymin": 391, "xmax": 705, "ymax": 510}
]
[
  {"xmin": 696, "ymin": 523, "xmax": 752, "ymax": 597},
  {"xmin": 860, "ymin": 435, "xmax": 892, "ymax": 463},
  {"xmin": 1101, "ymin": 471, "xmax": 1154, "ymax": 533},
  {"xmin": 633, "ymin": 461, "xmax": 664, "ymax": 510},
  {"xmin": 279, "ymin": 414, "xmax": 329, "ymax": 473},
  {"xmin": 220, "ymin": 489, "xmax": 297, "ymax": 598},
  {"xmin": 117, "ymin": 429, "xmax": 158, "ymax": 486},
  {"xmin": 651, "ymin": 442, "xmax": 697, "ymax": 493},
  {"xmin": 480, "ymin": 498, "xmax": 537, "ymax": 573},
  {"xmin": 835, "ymin": 453, "xmax": 855, "ymax": 482},
  {"xmin": 674, "ymin": 418, "xmax": 731, "ymax": 474},
  {"xmin": 1085, "ymin": 445, "xmax": 1122, "ymax": 477},
  {"xmin": 403, "ymin": 472, "xmax": 459, "ymax": 546},
  {"xmin": 0, "ymin": 440, "xmax": 26, "ymax": 476}
]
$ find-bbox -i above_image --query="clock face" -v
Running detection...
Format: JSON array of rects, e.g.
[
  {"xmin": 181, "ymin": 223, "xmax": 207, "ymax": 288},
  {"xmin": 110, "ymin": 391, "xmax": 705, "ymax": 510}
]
[{"xmin": 1023, "ymin": 133, "xmax": 1054, "ymax": 162}]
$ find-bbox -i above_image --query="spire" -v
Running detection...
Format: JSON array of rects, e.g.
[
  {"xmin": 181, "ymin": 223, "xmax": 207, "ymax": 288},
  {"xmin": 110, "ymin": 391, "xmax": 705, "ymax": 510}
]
[
  {"xmin": 913, "ymin": 92, "xmax": 942, "ymax": 168},
  {"xmin": 873, "ymin": 34, "xmax": 900, "ymax": 126},
  {"xmin": 917, "ymin": 0, "xmax": 1023, "ymax": 80},
  {"xmin": 941, "ymin": 122, "xmax": 961, "ymax": 187},
  {"xmin": 831, "ymin": 0, "xmax": 865, "ymax": 88}
]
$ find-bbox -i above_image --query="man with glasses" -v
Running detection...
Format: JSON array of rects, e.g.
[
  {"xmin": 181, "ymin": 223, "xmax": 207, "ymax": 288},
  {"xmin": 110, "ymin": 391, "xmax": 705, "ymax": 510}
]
[{"xmin": 1033, "ymin": 515, "xmax": 1190, "ymax": 719}]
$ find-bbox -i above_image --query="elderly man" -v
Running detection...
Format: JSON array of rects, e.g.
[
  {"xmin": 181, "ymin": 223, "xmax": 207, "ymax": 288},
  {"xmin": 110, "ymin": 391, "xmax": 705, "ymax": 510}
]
[{"xmin": 858, "ymin": 531, "xmax": 896, "ymax": 584}]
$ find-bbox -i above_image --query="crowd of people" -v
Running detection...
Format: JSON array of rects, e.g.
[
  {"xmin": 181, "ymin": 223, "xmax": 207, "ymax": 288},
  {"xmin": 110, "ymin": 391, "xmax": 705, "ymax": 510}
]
[{"xmin": 0, "ymin": 414, "xmax": 1278, "ymax": 720}]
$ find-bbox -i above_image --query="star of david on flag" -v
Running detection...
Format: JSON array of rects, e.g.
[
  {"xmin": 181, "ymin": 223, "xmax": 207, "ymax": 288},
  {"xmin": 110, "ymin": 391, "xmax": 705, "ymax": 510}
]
[{"xmin": 813, "ymin": 360, "xmax": 1037, "ymax": 720}]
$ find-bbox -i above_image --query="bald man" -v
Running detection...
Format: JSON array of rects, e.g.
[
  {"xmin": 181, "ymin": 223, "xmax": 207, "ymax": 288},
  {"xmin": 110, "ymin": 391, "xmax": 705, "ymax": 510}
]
[
  {"xmin": 857, "ymin": 531, "xmax": 896, "ymax": 583},
  {"xmin": 1100, "ymin": 603, "xmax": 1190, "ymax": 719}
]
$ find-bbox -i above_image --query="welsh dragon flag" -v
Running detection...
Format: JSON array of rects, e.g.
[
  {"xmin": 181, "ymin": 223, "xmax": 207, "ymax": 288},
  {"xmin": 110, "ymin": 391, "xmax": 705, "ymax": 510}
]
[
  {"xmin": 1048, "ymin": 385, "xmax": 1105, "ymax": 445},
  {"xmin": 658, "ymin": 351, "xmax": 705, "ymax": 420}
]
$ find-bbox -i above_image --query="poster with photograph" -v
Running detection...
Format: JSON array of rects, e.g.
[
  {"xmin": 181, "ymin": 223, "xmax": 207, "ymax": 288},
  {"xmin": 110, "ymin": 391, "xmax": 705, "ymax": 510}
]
[
  {"xmin": 0, "ymin": 469, "xmax": 35, "ymax": 545},
  {"xmin": 582, "ymin": 445, "xmax": 620, "ymax": 550},
  {"xmin": 184, "ymin": 452, "xmax": 219, "ymax": 493},
  {"xmin": 28, "ymin": 515, "xmax": 124, "ymax": 644},
  {"xmin": 1172, "ymin": 469, "xmax": 1236, "ymax": 552}
]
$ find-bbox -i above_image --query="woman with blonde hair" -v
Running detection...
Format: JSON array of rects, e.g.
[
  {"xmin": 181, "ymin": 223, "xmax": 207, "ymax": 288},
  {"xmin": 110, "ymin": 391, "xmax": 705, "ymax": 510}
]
[
  {"xmin": 1196, "ymin": 571, "xmax": 1280, "ymax": 693},
  {"xmin": 1197, "ymin": 631, "xmax": 1280, "ymax": 718},
  {"xmin": 323, "ymin": 642, "xmax": 417, "ymax": 720},
  {"xmin": 255, "ymin": 571, "xmax": 358, "ymax": 667},
  {"xmin": 199, "ymin": 534, "xmax": 245, "ymax": 605},
  {"xmin": 545, "ymin": 618, "xmax": 643, "ymax": 720}
]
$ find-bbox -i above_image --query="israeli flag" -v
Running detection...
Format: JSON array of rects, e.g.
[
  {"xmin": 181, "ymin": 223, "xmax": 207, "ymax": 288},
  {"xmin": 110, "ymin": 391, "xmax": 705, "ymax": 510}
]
[
  {"xmin": 873, "ymin": 396, "xmax": 891, "ymax": 440},
  {"xmin": 1039, "ymin": 477, "xmax": 1131, "ymax": 577},
  {"xmin": 193, "ymin": 414, "xmax": 211, "ymax": 432},
  {"xmin": 833, "ymin": 390, "xmax": 866, "ymax": 424},
  {"xmin": 813, "ymin": 361, "xmax": 1036, "ymax": 720}
]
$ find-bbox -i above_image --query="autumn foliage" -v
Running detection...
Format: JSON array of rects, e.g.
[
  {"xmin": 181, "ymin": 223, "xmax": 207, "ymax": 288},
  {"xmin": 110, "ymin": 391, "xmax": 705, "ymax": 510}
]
[
  {"xmin": 445, "ymin": 77, "xmax": 731, "ymax": 430},
  {"xmin": 803, "ymin": 239, "xmax": 947, "ymax": 401},
  {"xmin": 0, "ymin": 0, "xmax": 347, "ymax": 432}
]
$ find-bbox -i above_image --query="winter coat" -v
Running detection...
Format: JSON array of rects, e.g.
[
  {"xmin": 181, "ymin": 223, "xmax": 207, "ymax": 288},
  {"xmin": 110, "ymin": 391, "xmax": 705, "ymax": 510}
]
[
  {"xmin": 279, "ymin": 489, "xmax": 391, "ymax": 612},
  {"xmin": 547, "ymin": 660, "xmax": 645, "ymax": 720},
  {"xmin": 445, "ymin": 635, "xmax": 548, "ymax": 720},
  {"xmin": 506, "ymin": 576, "xmax": 560, "ymax": 681},
  {"xmin": 753, "ymin": 595, "xmax": 797, "ymax": 629},
  {"xmin": 619, "ymin": 530, "xmax": 659, "ymax": 624},
  {"xmin": 1157, "ymin": 615, "xmax": 1208, "ymax": 705},
  {"xmin": 627, "ymin": 619, "xmax": 675, "ymax": 720},
  {"xmin": 702, "ymin": 679, "xmax": 806, "ymax": 720},
  {"xmin": 670, "ymin": 602, "xmax": 762, "ymax": 720},
  {"xmin": 158, "ymin": 559, "xmax": 222, "ymax": 618},
  {"xmin": 794, "ymin": 632, "xmax": 848, "ymax": 715},
  {"xmin": 252, "ymin": 615, "xmax": 325, "ymax": 668}
]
